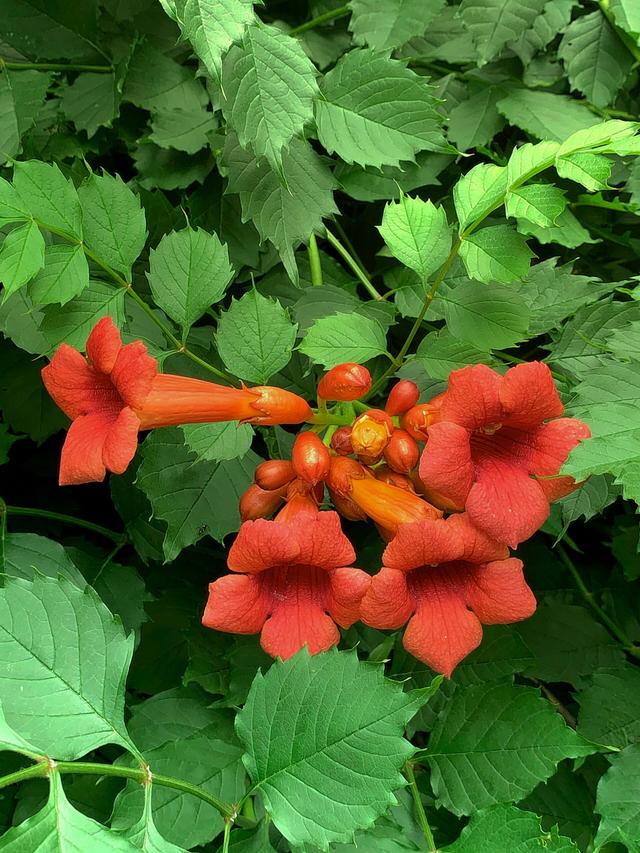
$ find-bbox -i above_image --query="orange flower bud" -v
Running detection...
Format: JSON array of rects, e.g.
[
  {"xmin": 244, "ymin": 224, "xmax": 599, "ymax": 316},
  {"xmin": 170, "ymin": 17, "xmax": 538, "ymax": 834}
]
[
  {"xmin": 329, "ymin": 489, "xmax": 368, "ymax": 521},
  {"xmin": 385, "ymin": 379, "xmax": 420, "ymax": 416},
  {"xmin": 401, "ymin": 396, "xmax": 444, "ymax": 441},
  {"xmin": 317, "ymin": 363, "xmax": 371, "ymax": 401},
  {"xmin": 383, "ymin": 429, "xmax": 420, "ymax": 474},
  {"xmin": 286, "ymin": 476, "xmax": 325, "ymax": 505},
  {"xmin": 255, "ymin": 459, "xmax": 296, "ymax": 490},
  {"xmin": 327, "ymin": 456, "xmax": 371, "ymax": 497},
  {"xmin": 330, "ymin": 426, "xmax": 354, "ymax": 456},
  {"xmin": 375, "ymin": 464, "xmax": 415, "ymax": 492},
  {"xmin": 349, "ymin": 477, "xmax": 442, "ymax": 532},
  {"xmin": 292, "ymin": 432, "xmax": 331, "ymax": 486},
  {"xmin": 240, "ymin": 483, "xmax": 287, "ymax": 521},
  {"xmin": 411, "ymin": 473, "xmax": 465, "ymax": 513},
  {"xmin": 250, "ymin": 386, "xmax": 313, "ymax": 425},
  {"xmin": 351, "ymin": 409, "xmax": 393, "ymax": 459}
]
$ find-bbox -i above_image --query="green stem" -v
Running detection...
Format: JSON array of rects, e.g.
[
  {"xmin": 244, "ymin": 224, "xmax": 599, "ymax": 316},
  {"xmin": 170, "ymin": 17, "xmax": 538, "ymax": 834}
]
[
  {"xmin": 222, "ymin": 820, "xmax": 232, "ymax": 853},
  {"xmin": 307, "ymin": 411, "xmax": 354, "ymax": 427},
  {"xmin": 597, "ymin": 0, "xmax": 640, "ymax": 64},
  {"xmin": 405, "ymin": 763, "xmax": 437, "ymax": 852},
  {"xmin": 308, "ymin": 233, "xmax": 324, "ymax": 286},
  {"xmin": 4, "ymin": 506, "xmax": 125, "ymax": 544},
  {"xmin": 557, "ymin": 543, "xmax": 640, "ymax": 660},
  {"xmin": 324, "ymin": 228, "xmax": 383, "ymax": 301},
  {"xmin": 288, "ymin": 5, "xmax": 350, "ymax": 35},
  {"xmin": 0, "ymin": 497, "xmax": 6, "ymax": 568},
  {"xmin": 0, "ymin": 59, "xmax": 113, "ymax": 73}
]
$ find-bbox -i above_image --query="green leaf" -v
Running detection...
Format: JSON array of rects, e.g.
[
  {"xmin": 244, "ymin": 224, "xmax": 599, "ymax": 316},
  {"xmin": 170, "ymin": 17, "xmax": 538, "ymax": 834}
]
[
  {"xmin": 511, "ymin": 0, "xmax": 577, "ymax": 64},
  {"xmin": 448, "ymin": 86, "xmax": 506, "ymax": 152},
  {"xmin": 577, "ymin": 664, "xmax": 640, "ymax": 749},
  {"xmin": 559, "ymin": 474, "xmax": 618, "ymax": 526},
  {"xmin": 236, "ymin": 648, "xmax": 436, "ymax": 850},
  {"xmin": 12, "ymin": 160, "xmax": 82, "ymax": 239},
  {"xmin": 216, "ymin": 289, "xmax": 297, "ymax": 383},
  {"xmin": 348, "ymin": 0, "xmax": 446, "ymax": 50},
  {"xmin": 39, "ymin": 280, "xmax": 126, "ymax": 353},
  {"xmin": 559, "ymin": 11, "xmax": 633, "ymax": 108},
  {"xmin": 59, "ymin": 72, "xmax": 119, "ymax": 138},
  {"xmin": 443, "ymin": 803, "xmax": 579, "ymax": 852},
  {"xmin": 2, "ymin": 533, "xmax": 85, "ymax": 587},
  {"xmin": 441, "ymin": 279, "xmax": 530, "ymax": 349},
  {"xmin": 453, "ymin": 163, "xmax": 508, "ymax": 232},
  {"xmin": 78, "ymin": 172, "xmax": 147, "ymax": 279},
  {"xmin": 181, "ymin": 421, "xmax": 254, "ymax": 462},
  {"xmin": 459, "ymin": 224, "xmax": 534, "ymax": 284},
  {"xmin": 594, "ymin": 744, "xmax": 640, "ymax": 852},
  {"xmin": 608, "ymin": 320, "xmax": 640, "ymax": 360},
  {"xmin": 316, "ymin": 49, "xmax": 450, "ymax": 170},
  {"xmin": 0, "ymin": 701, "xmax": 40, "ymax": 755},
  {"xmin": 426, "ymin": 682, "xmax": 595, "ymax": 814},
  {"xmin": 335, "ymin": 153, "xmax": 453, "ymax": 202},
  {"xmin": 505, "ymin": 183, "xmax": 567, "ymax": 227},
  {"xmin": 378, "ymin": 196, "xmax": 451, "ymax": 284},
  {"xmin": 28, "ymin": 243, "xmax": 89, "ymax": 306},
  {"xmin": 182, "ymin": 0, "xmax": 258, "ymax": 82},
  {"xmin": 300, "ymin": 312, "xmax": 387, "ymax": 367},
  {"xmin": 415, "ymin": 329, "xmax": 490, "ymax": 379},
  {"xmin": 459, "ymin": 0, "xmax": 548, "ymax": 64},
  {"xmin": 222, "ymin": 134, "xmax": 337, "ymax": 282},
  {"xmin": 0, "ymin": 773, "xmax": 138, "ymax": 852},
  {"xmin": 0, "ymin": 423, "xmax": 20, "ymax": 466},
  {"xmin": 518, "ymin": 208, "xmax": 595, "ymax": 249},
  {"xmin": 556, "ymin": 152, "xmax": 612, "ymax": 191},
  {"xmin": 149, "ymin": 107, "xmax": 216, "ymax": 155},
  {"xmin": 610, "ymin": 0, "xmax": 640, "ymax": 41},
  {"xmin": 122, "ymin": 793, "xmax": 188, "ymax": 853},
  {"xmin": 497, "ymin": 90, "xmax": 599, "ymax": 141},
  {"xmin": 123, "ymin": 42, "xmax": 208, "ymax": 114},
  {"xmin": 111, "ymin": 460, "xmax": 166, "ymax": 566},
  {"xmin": 0, "ymin": 220, "xmax": 45, "ymax": 301},
  {"xmin": 222, "ymin": 23, "xmax": 318, "ymax": 171},
  {"xmin": 506, "ymin": 140, "xmax": 560, "ymax": 188},
  {"xmin": 0, "ymin": 574, "xmax": 137, "ymax": 760},
  {"xmin": 0, "ymin": 177, "xmax": 30, "ymax": 226},
  {"xmin": 148, "ymin": 226, "xmax": 233, "ymax": 339},
  {"xmin": 136, "ymin": 428, "xmax": 258, "ymax": 562},
  {"xmin": 0, "ymin": 69, "xmax": 50, "ymax": 165}
]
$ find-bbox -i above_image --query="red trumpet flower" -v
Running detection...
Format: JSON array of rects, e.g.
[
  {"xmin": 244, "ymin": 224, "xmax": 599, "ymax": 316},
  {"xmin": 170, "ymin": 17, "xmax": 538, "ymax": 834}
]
[
  {"xmin": 42, "ymin": 318, "xmax": 313, "ymax": 485},
  {"xmin": 202, "ymin": 499, "xmax": 370, "ymax": 659},
  {"xmin": 418, "ymin": 363, "xmax": 591, "ymax": 547},
  {"xmin": 360, "ymin": 514, "xmax": 536, "ymax": 676}
]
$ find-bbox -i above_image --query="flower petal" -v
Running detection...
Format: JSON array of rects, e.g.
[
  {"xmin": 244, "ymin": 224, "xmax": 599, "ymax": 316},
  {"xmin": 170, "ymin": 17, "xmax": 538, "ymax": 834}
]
[
  {"xmin": 85, "ymin": 316, "xmax": 123, "ymax": 374},
  {"xmin": 419, "ymin": 421, "xmax": 473, "ymax": 509},
  {"xmin": 102, "ymin": 406, "xmax": 140, "ymax": 475},
  {"xmin": 449, "ymin": 513, "xmax": 510, "ymax": 563},
  {"xmin": 383, "ymin": 518, "xmax": 464, "ymax": 572},
  {"xmin": 260, "ymin": 603, "xmax": 339, "ymax": 660},
  {"xmin": 529, "ymin": 417, "xmax": 591, "ymax": 477},
  {"xmin": 227, "ymin": 519, "xmax": 301, "ymax": 573},
  {"xmin": 360, "ymin": 567, "xmax": 414, "ymax": 629},
  {"xmin": 500, "ymin": 362, "xmax": 564, "ymax": 429},
  {"xmin": 111, "ymin": 340, "xmax": 157, "ymax": 409},
  {"xmin": 466, "ymin": 458, "xmax": 550, "ymax": 547},
  {"xmin": 202, "ymin": 574, "xmax": 270, "ymax": 634},
  {"xmin": 464, "ymin": 558, "xmax": 537, "ymax": 624},
  {"xmin": 327, "ymin": 567, "xmax": 371, "ymax": 627},
  {"xmin": 289, "ymin": 511, "xmax": 356, "ymax": 569},
  {"xmin": 59, "ymin": 412, "xmax": 112, "ymax": 485},
  {"xmin": 439, "ymin": 364, "xmax": 503, "ymax": 430},
  {"xmin": 42, "ymin": 345, "xmax": 114, "ymax": 420},
  {"xmin": 403, "ymin": 566, "xmax": 483, "ymax": 677}
]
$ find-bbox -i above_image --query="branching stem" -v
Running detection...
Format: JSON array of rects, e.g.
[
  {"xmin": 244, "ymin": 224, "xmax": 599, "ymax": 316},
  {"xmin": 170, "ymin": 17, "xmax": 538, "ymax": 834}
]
[
  {"xmin": 289, "ymin": 5, "xmax": 350, "ymax": 35},
  {"xmin": 324, "ymin": 228, "xmax": 383, "ymax": 301},
  {"xmin": 3, "ymin": 505, "xmax": 125, "ymax": 544}
]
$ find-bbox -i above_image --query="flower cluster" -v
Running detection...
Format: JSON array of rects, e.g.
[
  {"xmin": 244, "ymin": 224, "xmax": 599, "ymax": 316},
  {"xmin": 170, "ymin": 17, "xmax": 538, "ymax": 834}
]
[{"xmin": 42, "ymin": 321, "xmax": 590, "ymax": 676}]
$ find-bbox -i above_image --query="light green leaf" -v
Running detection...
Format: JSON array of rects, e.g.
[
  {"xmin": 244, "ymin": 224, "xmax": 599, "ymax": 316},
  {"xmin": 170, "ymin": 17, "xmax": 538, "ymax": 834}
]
[
  {"xmin": 149, "ymin": 107, "xmax": 216, "ymax": 155},
  {"xmin": 610, "ymin": 0, "xmax": 640, "ymax": 41},
  {"xmin": 122, "ymin": 793, "xmax": 188, "ymax": 853},
  {"xmin": 453, "ymin": 163, "xmax": 507, "ymax": 232},
  {"xmin": 39, "ymin": 280, "xmax": 126, "ymax": 353},
  {"xmin": 0, "ymin": 220, "xmax": 45, "ymax": 301},
  {"xmin": 316, "ymin": 49, "xmax": 450, "ymax": 170},
  {"xmin": 497, "ymin": 90, "xmax": 599, "ymax": 142},
  {"xmin": 443, "ymin": 804, "xmax": 579, "ymax": 852},
  {"xmin": 426, "ymin": 681, "xmax": 596, "ymax": 815},
  {"xmin": 510, "ymin": 0, "xmax": 577, "ymax": 64},
  {"xmin": 136, "ymin": 428, "xmax": 258, "ymax": 561},
  {"xmin": 78, "ymin": 172, "xmax": 147, "ymax": 279},
  {"xmin": 559, "ymin": 11, "xmax": 632, "ymax": 108},
  {"xmin": 348, "ymin": 0, "xmax": 445, "ymax": 50},
  {"xmin": 0, "ymin": 773, "xmax": 138, "ymax": 852},
  {"xmin": 223, "ymin": 134, "xmax": 337, "ymax": 282},
  {"xmin": 415, "ymin": 329, "xmax": 490, "ymax": 379},
  {"xmin": 0, "ymin": 574, "xmax": 137, "ymax": 760},
  {"xmin": 448, "ymin": 86, "xmax": 506, "ymax": 152},
  {"xmin": 440, "ymin": 279, "xmax": 530, "ymax": 349},
  {"xmin": 0, "ymin": 69, "xmax": 50, "ymax": 165},
  {"xmin": 459, "ymin": 0, "xmax": 547, "ymax": 64},
  {"xmin": 59, "ymin": 72, "xmax": 119, "ymax": 138},
  {"xmin": 237, "ymin": 648, "xmax": 436, "ymax": 850},
  {"xmin": 0, "ymin": 176, "xmax": 31, "ymax": 226},
  {"xmin": 300, "ymin": 312, "xmax": 387, "ymax": 367},
  {"xmin": 183, "ymin": 0, "xmax": 258, "ymax": 82},
  {"xmin": 148, "ymin": 226, "xmax": 233, "ymax": 338},
  {"xmin": 518, "ymin": 208, "xmax": 595, "ymax": 249},
  {"xmin": 594, "ymin": 744, "xmax": 640, "ymax": 852},
  {"xmin": 181, "ymin": 421, "xmax": 254, "ymax": 462},
  {"xmin": 556, "ymin": 152, "xmax": 612, "ymax": 191},
  {"xmin": 505, "ymin": 183, "xmax": 567, "ymax": 227},
  {"xmin": 378, "ymin": 196, "xmax": 451, "ymax": 284},
  {"xmin": 222, "ymin": 23, "xmax": 318, "ymax": 171},
  {"xmin": 216, "ymin": 289, "xmax": 297, "ymax": 383},
  {"xmin": 0, "ymin": 701, "xmax": 40, "ymax": 755},
  {"xmin": 506, "ymin": 140, "xmax": 559, "ymax": 188},
  {"xmin": 12, "ymin": 160, "xmax": 82, "ymax": 239},
  {"xmin": 29, "ymin": 243, "xmax": 89, "ymax": 305},
  {"xmin": 556, "ymin": 119, "xmax": 637, "ymax": 156},
  {"xmin": 608, "ymin": 320, "xmax": 640, "ymax": 360},
  {"xmin": 3, "ymin": 532, "xmax": 85, "ymax": 587},
  {"xmin": 123, "ymin": 42, "xmax": 208, "ymax": 114},
  {"xmin": 578, "ymin": 664, "xmax": 640, "ymax": 749},
  {"xmin": 459, "ymin": 224, "xmax": 534, "ymax": 284}
]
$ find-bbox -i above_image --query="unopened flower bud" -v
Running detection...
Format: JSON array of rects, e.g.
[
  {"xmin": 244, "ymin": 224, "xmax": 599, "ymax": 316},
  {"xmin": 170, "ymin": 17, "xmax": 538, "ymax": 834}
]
[
  {"xmin": 286, "ymin": 476, "xmax": 325, "ymax": 505},
  {"xmin": 383, "ymin": 429, "xmax": 420, "ymax": 474},
  {"xmin": 375, "ymin": 464, "xmax": 415, "ymax": 492},
  {"xmin": 401, "ymin": 396, "xmax": 444, "ymax": 441},
  {"xmin": 327, "ymin": 456, "xmax": 371, "ymax": 497},
  {"xmin": 328, "ymin": 489, "xmax": 368, "ymax": 521},
  {"xmin": 351, "ymin": 409, "xmax": 393, "ymax": 459},
  {"xmin": 292, "ymin": 432, "xmax": 331, "ymax": 486},
  {"xmin": 317, "ymin": 363, "xmax": 371, "ymax": 401},
  {"xmin": 385, "ymin": 379, "xmax": 420, "ymax": 416},
  {"xmin": 250, "ymin": 386, "xmax": 313, "ymax": 425},
  {"xmin": 330, "ymin": 426, "xmax": 354, "ymax": 456},
  {"xmin": 240, "ymin": 483, "xmax": 287, "ymax": 521},
  {"xmin": 255, "ymin": 459, "xmax": 295, "ymax": 490}
]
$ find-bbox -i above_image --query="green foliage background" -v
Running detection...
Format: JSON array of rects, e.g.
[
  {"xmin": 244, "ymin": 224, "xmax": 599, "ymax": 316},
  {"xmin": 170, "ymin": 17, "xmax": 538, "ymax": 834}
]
[{"xmin": 1, "ymin": 0, "xmax": 640, "ymax": 850}]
